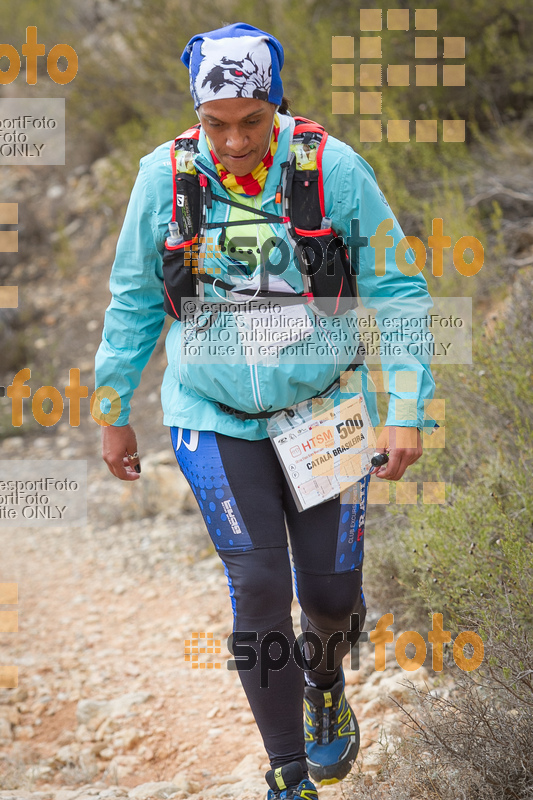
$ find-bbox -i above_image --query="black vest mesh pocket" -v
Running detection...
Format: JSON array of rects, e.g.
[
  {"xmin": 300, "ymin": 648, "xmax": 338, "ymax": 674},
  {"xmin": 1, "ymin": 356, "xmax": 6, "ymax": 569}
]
[
  {"xmin": 296, "ymin": 233, "xmax": 357, "ymax": 316},
  {"xmin": 162, "ymin": 240, "xmax": 196, "ymax": 320}
]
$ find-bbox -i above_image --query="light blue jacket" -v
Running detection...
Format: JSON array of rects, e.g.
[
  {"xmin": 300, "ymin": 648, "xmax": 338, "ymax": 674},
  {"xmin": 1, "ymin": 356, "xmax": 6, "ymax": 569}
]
[{"xmin": 95, "ymin": 113, "xmax": 435, "ymax": 439}]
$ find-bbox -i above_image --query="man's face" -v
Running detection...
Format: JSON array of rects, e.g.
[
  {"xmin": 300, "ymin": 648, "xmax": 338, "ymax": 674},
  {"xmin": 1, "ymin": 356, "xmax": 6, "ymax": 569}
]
[{"xmin": 198, "ymin": 97, "xmax": 277, "ymax": 176}]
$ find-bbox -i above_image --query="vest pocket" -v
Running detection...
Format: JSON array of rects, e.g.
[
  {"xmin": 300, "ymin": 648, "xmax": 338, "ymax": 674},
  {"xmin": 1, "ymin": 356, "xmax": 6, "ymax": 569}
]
[
  {"xmin": 294, "ymin": 230, "xmax": 357, "ymax": 316},
  {"xmin": 162, "ymin": 237, "xmax": 197, "ymax": 320}
]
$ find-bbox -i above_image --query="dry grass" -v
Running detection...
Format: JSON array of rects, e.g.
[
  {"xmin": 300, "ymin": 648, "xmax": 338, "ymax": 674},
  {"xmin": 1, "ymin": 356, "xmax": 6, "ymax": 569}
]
[{"xmin": 346, "ymin": 594, "xmax": 533, "ymax": 800}]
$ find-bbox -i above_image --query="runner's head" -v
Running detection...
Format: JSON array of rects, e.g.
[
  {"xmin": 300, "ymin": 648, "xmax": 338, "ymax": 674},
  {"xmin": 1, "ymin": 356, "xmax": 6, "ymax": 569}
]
[
  {"xmin": 181, "ymin": 23, "xmax": 284, "ymax": 176},
  {"xmin": 181, "ymin": 22, "xmax": 284, "ymax": 109}
]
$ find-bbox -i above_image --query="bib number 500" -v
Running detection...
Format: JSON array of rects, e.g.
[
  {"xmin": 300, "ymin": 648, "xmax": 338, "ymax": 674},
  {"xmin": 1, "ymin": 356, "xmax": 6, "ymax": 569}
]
[{"xmin": 336, "ymin": 415, "xmax": 363, "ymax": 439}]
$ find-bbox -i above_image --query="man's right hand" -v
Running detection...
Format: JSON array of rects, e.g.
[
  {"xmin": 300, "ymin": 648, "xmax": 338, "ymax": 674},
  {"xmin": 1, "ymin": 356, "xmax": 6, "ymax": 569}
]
[{"xmin": 101, "ymin": 423, "xmax": 141, "ymax": 481}]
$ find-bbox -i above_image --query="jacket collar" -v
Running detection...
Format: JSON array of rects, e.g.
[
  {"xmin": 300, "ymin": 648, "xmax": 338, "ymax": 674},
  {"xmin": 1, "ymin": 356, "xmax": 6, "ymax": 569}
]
[{"xmin": 194, "ymin": 113, "xmax": 295, "ymax": 208}]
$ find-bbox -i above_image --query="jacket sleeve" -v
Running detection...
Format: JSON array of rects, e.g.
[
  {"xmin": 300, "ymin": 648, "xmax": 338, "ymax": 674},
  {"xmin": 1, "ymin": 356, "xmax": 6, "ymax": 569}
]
[
  {"xmin": 326, "ymin": 143, "xmax": 436, "ymax": 430},
  {"xmin": 94, "ymin": 159, "xmax": 167, "ymax": 426}
]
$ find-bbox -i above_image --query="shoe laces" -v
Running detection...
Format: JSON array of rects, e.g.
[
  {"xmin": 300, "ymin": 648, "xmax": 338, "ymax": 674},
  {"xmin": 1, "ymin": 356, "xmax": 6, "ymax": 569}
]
[
  {"xmin": 308, "ymin": 696, "xmax": 342, "ymax": 744},
  {"xmin": 282, "ymin": 781, "xmax": 310, "ymax": 799},
  {"xmin": 269, "ymin": 782, "xmax": 303, "ymax": 799},
  {"xmin": 317, "ymin": 706, "xmax": 338, "ymax": 743},
  {"xmin": 284, "ymin": 788, "xmax": 298, "ymax": 799}
]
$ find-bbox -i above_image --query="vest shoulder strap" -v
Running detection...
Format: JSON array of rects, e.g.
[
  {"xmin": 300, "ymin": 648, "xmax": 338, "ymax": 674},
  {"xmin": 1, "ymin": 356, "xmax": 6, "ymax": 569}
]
[
  {"xmin": 170, "ymin": 124, "xmax": 200, "ymax": 177},
  {"xmin": 289, "ymin": 116, "xmax": 329, "ymax": 231},
  {"xmin": 169, "ymin": 124, "xmax": 201, "ymax": 229},
  {"xmin": 293, "ymin": 115, "xmax": 326, "ymax": 136},
  {"xmin": 176, "ymin": 123, "xmax": 201, "ymax": 141}
]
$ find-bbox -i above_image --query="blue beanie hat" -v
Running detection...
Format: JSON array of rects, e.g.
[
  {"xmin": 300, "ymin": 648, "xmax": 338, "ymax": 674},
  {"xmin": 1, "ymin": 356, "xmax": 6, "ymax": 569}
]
[{"xmin": 181, "ymin": 22, "xmax": 284, "ymax": 109}]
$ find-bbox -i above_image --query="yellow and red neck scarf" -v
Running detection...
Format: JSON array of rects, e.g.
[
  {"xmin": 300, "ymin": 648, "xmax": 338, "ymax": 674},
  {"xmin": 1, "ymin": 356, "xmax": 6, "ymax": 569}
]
[{"xmin": 207, "ymin": 114, "xmax": 280, "ymax": 196}]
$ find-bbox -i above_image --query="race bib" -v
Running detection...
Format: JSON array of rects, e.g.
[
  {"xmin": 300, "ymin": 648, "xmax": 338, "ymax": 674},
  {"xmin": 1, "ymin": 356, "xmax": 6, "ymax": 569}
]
[{"xmin": 267, "ymin": 382, "xmax": 376, "ymax": 512}]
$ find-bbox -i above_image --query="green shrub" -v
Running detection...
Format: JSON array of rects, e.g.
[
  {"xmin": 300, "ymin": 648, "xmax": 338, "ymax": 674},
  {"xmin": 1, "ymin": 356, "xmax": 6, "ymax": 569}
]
[{"xmin": 347, "ymin": 590, "xmax": 533, "ymax": 800}]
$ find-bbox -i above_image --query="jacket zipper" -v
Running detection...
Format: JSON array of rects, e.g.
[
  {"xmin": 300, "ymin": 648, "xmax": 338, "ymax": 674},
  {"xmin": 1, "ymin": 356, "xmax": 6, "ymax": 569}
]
[{"xmin": 194, "ymin": 158, "xmax": 264, "ymax": 413}]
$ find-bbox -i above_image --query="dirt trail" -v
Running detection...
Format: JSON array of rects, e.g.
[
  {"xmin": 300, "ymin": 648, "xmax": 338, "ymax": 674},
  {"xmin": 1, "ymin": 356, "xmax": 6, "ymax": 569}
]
[{"xmin": 0, "ymin": 446, "xmax": 436, "ymax": 800}]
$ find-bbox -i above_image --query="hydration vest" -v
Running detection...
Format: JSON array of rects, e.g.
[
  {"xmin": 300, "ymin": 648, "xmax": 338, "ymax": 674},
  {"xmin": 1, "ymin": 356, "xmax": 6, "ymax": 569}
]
[{"xmin": 162, "ymin": 116, "xmax": 358, "ymax": 319}]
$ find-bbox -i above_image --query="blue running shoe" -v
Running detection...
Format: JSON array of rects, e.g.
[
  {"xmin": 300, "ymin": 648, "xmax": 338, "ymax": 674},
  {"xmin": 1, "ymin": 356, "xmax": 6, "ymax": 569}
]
[
  {"xmin": 304, "ymin": 672, "xmax": 360, "ymax": 784},
  {"xmin": 265, "ymin": 761, "xmax": 318, "ymax": 800}
]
